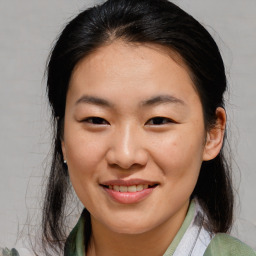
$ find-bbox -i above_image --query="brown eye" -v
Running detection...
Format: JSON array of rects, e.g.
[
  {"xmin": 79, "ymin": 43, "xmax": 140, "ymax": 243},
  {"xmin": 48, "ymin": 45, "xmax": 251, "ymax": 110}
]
[
  {"xmin": 83, "ymin": 117, "xmax": 109, "ymax": 125},
  {"xmin": 146, "ymin": 117, "xmax": 175, "ymax": 125}
]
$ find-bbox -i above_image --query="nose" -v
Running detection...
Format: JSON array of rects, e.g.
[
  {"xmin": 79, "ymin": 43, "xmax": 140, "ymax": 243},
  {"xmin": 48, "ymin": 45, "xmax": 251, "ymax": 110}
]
[{"xmin": 105, "ymin": 124, "xmax": 148, "ymax": 170}]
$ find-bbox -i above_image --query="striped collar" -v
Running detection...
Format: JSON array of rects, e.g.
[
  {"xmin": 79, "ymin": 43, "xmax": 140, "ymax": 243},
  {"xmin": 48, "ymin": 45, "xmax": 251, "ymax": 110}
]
[{"xmin": 64, "ymin": 199, "xmax": 212, "ymax": 256}]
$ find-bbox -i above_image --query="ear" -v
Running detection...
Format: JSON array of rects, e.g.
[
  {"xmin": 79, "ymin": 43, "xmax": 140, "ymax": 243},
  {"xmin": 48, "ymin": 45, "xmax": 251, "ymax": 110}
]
[
  {"xmin": 203, "ymin": 107, "xmax": 226, "ymax": 161},
  {"xmin": 61, "ymin": 139, "xmax": 67, "ymax": 162}
]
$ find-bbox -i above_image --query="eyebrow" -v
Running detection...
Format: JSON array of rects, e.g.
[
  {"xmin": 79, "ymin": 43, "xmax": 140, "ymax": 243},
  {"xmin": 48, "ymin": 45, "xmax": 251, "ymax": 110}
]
[
  {"xmin": 75, "ymin": 95, "xmax": 114, "ymax": 107},
  {"xmin": 141, "ymin": 95, "xmax": 186, "ymax": 107},
  {"xmin": 75, "ymin": 94, "xmax": 185, "ymax": 108}
]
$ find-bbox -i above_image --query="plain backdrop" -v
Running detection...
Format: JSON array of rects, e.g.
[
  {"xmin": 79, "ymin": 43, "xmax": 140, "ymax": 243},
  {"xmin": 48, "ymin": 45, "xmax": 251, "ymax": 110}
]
[{"xmin": 0, "ymin": 0, "xmax": 255, "ymax": 250}]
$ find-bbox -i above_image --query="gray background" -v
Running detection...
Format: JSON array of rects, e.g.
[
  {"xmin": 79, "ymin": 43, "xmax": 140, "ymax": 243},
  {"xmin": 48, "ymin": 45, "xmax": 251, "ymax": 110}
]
[{"xmin": 0, "ymin": 0, "xmax": 255, "ymax": 250}]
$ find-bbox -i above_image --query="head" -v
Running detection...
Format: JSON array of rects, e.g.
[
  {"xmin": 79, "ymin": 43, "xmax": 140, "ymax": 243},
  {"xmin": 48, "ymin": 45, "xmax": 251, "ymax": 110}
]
[{"xmin": 43, "ymin": 0, "xmax": 233, "ymax": 253}]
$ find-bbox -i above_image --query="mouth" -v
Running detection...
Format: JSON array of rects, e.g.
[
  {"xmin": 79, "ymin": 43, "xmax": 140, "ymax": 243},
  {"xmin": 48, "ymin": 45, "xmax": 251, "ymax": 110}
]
[
  {"xmin": 101, "ymin": 184, "xmax": 158, "ymax": 192},
  {"xmin": 100, "ymin": 180, "xmax": 159, "ymax": 204}
]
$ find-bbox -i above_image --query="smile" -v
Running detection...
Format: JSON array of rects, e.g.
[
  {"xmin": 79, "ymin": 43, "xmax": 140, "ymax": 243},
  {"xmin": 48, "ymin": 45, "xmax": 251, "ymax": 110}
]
[
  {"xmin": 103, "ymin": 184, "xmax": 156, "ymax": 192},
  {"xmin": 100, "ymin": 180, "xmax": 158, "ymax": 204}
]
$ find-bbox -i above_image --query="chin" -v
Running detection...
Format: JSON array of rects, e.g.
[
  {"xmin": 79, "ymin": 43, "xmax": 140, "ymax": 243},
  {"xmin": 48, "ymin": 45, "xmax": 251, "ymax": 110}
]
[
  {"xmin": 110, "ymin": 224, "xmax": 152, "ymax": 235},
  {"xmin": 103, "ymin": 216, "xmax": 157, "ymax": 235}
]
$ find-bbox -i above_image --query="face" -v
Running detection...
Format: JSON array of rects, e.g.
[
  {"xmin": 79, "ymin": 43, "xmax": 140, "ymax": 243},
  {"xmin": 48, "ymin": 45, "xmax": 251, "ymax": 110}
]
[{"xmin": 62, "ymin": 41, "xmax": 211, "ymax": 235}]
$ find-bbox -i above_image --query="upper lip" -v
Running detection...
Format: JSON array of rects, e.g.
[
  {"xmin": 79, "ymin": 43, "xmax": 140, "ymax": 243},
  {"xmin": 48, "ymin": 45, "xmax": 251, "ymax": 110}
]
[{"xmin": 100, "ymin": 179, "xmax": 159, "ymax": 187}]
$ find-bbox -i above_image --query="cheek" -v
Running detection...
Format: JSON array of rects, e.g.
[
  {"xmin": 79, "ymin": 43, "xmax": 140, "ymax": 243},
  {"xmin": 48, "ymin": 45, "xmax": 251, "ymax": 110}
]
[
  {"xmin": 152, "ymin": 129, "xmax": 205, "ymax": 179},
  {"xmin": 153, "ymin": 131, "xmax": 205, "ymax": 206},
  {"xmin": 64, "ymin": 130, "xmax": 108, "ymax": 188},
  {"xmin": 64, "ymin": 132, "xmax": 109, "ymax": 210},
  {"xmin": 66, "ymin": 128, "xmax": 105, "ymax": 163}
]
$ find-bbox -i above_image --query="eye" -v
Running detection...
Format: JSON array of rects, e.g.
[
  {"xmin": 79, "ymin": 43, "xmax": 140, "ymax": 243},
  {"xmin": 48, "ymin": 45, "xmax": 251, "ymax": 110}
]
[
  {"xmin": 146, "ymin": 117, "xmax": 175, "ymax": 125},
  {"xmin": 82, "ymin": 117, "xmax": 109, "ymax": 125}
]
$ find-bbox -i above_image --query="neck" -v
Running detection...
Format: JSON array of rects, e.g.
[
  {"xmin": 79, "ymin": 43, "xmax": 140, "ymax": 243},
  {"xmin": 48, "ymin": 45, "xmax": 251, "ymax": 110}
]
[{"xmin": 87, "ymin": 201, "xmax": 189, "ymax": 256}]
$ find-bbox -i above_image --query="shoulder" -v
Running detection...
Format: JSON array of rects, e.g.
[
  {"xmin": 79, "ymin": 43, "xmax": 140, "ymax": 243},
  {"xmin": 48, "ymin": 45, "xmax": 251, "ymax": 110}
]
[
  {"xmin": 0, "ymin": 248, "xmax": 20, "ymax": 256},
  {"xmin": 204, "ymin": 233, "xmax": 256, "ymax": 256},
  {"xmin": 0, "ymin": 247, "xmax": 32, "ymax": 256}
]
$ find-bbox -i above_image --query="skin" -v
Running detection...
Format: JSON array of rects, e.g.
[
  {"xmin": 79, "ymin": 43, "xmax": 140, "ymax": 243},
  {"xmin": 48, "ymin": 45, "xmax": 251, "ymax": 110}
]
[{"xmin": 62, "ymin": 41, "xmax": 226, "ymax": 256}]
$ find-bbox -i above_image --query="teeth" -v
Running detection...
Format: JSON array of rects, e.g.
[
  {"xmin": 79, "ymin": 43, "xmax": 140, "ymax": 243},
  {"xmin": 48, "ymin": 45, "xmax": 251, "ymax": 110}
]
[
  {"xmin": 108, "ymin": 184, "xmax": 150, "ymax": 192},
  {"xmin": 113, "ymin": 185, "xmax": 119, "ymax": 191},
  {"xmin": 136, "ymin": 184, "xmax": 144, "ymax": 191},
  {"xmin": 128, "ymin": 185, "xmax": 137, "ymax": 192},
  {"xmin": 120, "ymin": 186, "xmax": 128, "ymax": 192}
]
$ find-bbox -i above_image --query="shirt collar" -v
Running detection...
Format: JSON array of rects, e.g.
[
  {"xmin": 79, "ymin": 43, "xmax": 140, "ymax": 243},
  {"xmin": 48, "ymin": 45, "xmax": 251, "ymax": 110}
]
[{"xmin": 65, "ymin": 200, "xmax": 196, "ymax": 256}]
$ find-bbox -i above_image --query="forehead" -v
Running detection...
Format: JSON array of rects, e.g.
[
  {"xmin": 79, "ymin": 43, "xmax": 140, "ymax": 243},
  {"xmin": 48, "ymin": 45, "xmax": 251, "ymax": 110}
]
[
  {"xmin": 68, "ymin": 41, "xmax": 200, "ymax": 107},
  {"xmin": 72, "ymin": 41, "xmax": 190, "ymax": 79}
]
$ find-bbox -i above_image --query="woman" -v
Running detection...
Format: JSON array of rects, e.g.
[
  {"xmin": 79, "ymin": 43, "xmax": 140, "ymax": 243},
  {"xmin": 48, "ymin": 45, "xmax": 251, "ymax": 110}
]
[{"xmin": 1, "ymin": 0, "xmax": 255, "ymax": 255}]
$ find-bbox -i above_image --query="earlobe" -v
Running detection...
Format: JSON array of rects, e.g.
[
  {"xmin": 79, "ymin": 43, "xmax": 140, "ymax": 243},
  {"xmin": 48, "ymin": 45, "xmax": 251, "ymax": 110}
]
[
  {"xmin": 61, "ymin": 140, "xmax": 67, "ymax": 161},
  {"xmin": 203, "ymin": 107, "xmax": 226, "ymax": 161}
]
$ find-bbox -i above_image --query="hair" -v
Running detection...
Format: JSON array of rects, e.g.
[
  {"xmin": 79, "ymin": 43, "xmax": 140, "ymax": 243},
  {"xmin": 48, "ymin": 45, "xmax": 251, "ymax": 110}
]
[{"xmin": 43, "ymin": 0, "xmax": 234, "ymax": 254}]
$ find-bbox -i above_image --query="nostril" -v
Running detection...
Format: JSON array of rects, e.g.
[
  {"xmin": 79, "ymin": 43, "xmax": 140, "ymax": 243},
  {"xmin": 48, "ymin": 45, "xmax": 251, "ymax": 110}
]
[{"xmin": 108, "ymin": 162, "xmax": 146, "ymax": 171}]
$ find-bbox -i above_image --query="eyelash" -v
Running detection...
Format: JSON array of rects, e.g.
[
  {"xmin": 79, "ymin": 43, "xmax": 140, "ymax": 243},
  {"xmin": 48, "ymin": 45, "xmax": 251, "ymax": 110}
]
[
  {"xmin": 146, "ymin": 117, "xmax": 176, "ymax": 125},
  {"xmin": 82, "ymin": 117, "xmax": 110, "ymax": 125},
  {"xmin": 82, "ymin": 116, "xmax": 175, "ymax": 126}
]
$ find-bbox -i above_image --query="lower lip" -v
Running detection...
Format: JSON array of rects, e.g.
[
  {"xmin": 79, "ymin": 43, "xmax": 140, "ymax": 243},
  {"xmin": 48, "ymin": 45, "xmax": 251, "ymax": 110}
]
[{"xmin": 102, "ymin": 186, "xmax": 156, "ymax": 204}]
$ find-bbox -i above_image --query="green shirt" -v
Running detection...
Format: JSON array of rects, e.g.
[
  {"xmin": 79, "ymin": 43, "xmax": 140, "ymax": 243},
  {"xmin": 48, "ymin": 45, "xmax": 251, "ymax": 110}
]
[
  {"xmin": 64, "ymin": 201, "xmax": 256, "ymax": 256},
  {"xmin": 2, "ymin": 201, "xmax": 255, "ymax": 255}
]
